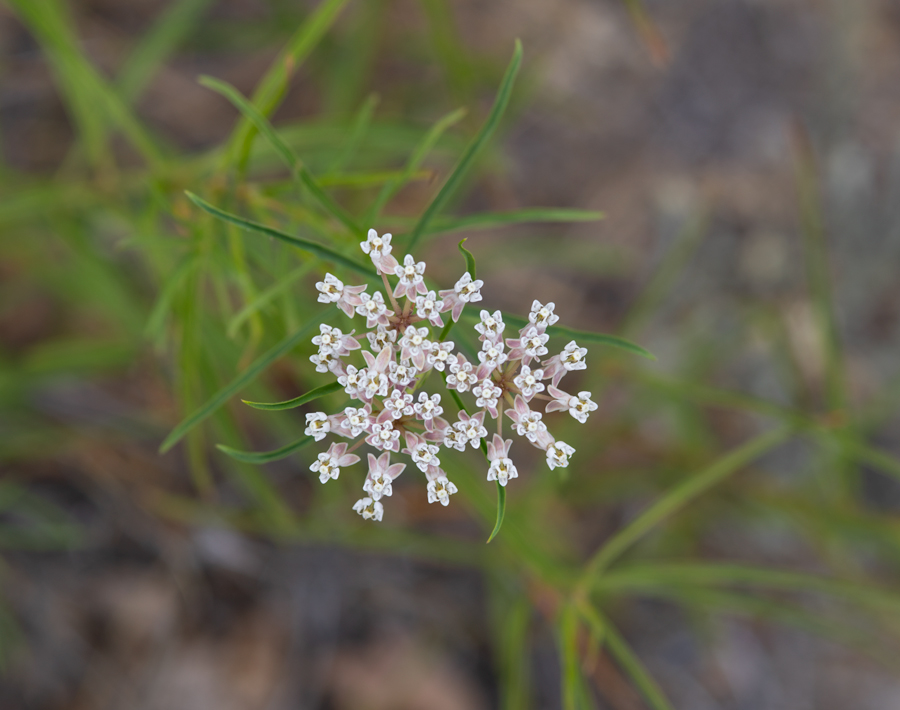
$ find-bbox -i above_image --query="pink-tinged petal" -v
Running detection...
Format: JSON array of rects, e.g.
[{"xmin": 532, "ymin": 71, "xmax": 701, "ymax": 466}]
[
  {"xmin": 429, "ymin": 312, "xmax": 444, "ymax": 327},
  {"xmin": 545, "ymin": 400, "xmax": 569, "ymax": 413},
  {"xmin": 486, "ymin": 436, "xmax": 499, "ymax": 460},
  {"xmin": 451, "ymin": 300, "xmax": 465, "ymax": 322},
  {"xmin": 341, "ymin": 334, "xmax": 361, "ymax": 351},
  {"xmin": 412, "ymin": 349, "xmax": 426, "ymax": 370},
  {"xmin": 367, "ymin": 453, "xmax": 378, "ymax": 471},
  {"xmin": 505, "ymin": 338, "xmax": 522, "ymax": 350},
  {"xmin": 475, "ymin": 363, "xmax": 492, "ymax": 381},
  {"xmin": 431, "ymin": 416, "xmax": 450, "ymax": 431},
  {"xmin": 415, "ymin": 281, "xmax": 428, "ymax": 295},
  {"xmin": 386, "ymin": 462, "xmax": 406, "ymax": 479},
  {"xmin": 438, "ymin": 289, "xmax": 455, "ymax": 303},
  {"xmin": 533, "ymin": 430, "xmax": 555, "ymax": 450},
  {"xmin": 548, "ymin": 385, "xmax": 569, "ymax": 399},
  {"xmin": 424, "ymin": 418, "xmax": 434, "ymax": 432},
  {"xmin": 375, "ymin": 409, "xmax": 394, "ymax": 425},
  {"xmin": 403, "ymin": 431, "xmax": 420, "ymax": 452},
  {"xmin": 362, "ymin": 350, "xmax": 376, "ymax": 368},
  {"xmin": 423, "ymin": 429, "xmax": 444, "ymax": 443},
  {"xmin": 328, "ymin": 442, "xmax": 348, "ymax": 458},
  {"xmin": 376, "ymin": 452, "xmax": 392, "ymax": 471},
  {"xmin": 514, "ymin": 395, "xmax": 530, "ymax": 416},
  {"xmin": 505, "ymin": 407, "xmax": 520, "ymax": 425},
  {"xmin": 374, "ymin": 344, "xmax": 392, "ymax": 372},
  {"xmin": 345, "ymin": 284, "xmax": 366, "ymax": 296},
  {"xmin": 471, "ymin": 411, "xmax": 486, "ymax": 427},
  {"xmin": 551, "ymin": 369, "xmax": 566, "ymax": 388},
  {"xmin": 486, "ymin": 403, "xmax": 499, "ymax": 419},
  {"xmin": 338, "ymin": 300, "xmax": 357, "ymax": 317},
  {"xmin": 337, "ymin": 453, "xmax": 360, "ymax": 467}
]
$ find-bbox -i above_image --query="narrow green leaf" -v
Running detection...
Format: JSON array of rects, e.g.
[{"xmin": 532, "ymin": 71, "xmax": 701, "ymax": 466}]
[
  {"xmin": 578, "ymin": 426, "xmax": 793, "ymax": 589},
  {"xmin": 579, "ymin": 605, "xmax": 674, "ymax": 710},
  {"xmin": 458, "ymin": 238, "xmax": 477, "ymax": 278},
  {"xmin": 216, "ymin": 436, "xmax": 314, "ymax": 464},
  {"xmin": 364, "ymin": 107, "xmax": 467, "ymax": 225},
  {"xmin": 479, "ymin": 311, "xmax": 656, "ymax": 360},
  {"xmin": 406, "ymin": 39, "xmax": 523, "ymax": 252},
  {"xmin": 486, "ymin": 482, "xmax": 506, "ymax": 544},
  {"xmin": 559, "ymin": 604, "xmax": 582, "ymax": 710},
  {"xmin": 225, "ymin": 0, "xmax": 351, "ymax": 170},
  {"xmin": 198, "ymin": 76, "xmax": 362, "ymax": 235},
  {"xmin": 326, "ymin": 93, "xmax": 379, "ymax": 175},
  {"xmin": 242, "ymin": 381, "xmax": 343, "ymax": 411},
  {"xmin": 421, "ymin": 208, "xmax": 605, "ymax": 238},
  {"xmin": 117, "ymin": 0, "xmax": 215, "ymax": 103},
  {"xmin": 185, "ymin": 191, "xmax": 376, "ymax": 280},
  {"xmin": 159, "ymin": 307, "xmax": 335, "ymax": 453}
]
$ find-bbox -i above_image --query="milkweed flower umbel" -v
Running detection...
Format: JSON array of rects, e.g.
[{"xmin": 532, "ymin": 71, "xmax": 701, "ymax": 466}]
[{"xmin": 306, "ymin": 230, "xmax": 594, "ymax": 522}]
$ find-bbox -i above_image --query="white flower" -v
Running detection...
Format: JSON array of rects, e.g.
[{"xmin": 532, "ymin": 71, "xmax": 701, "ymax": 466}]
[
  {"xmin": 446, "ymin": 356, "xmax": 475, "ymax": 392},
  {"xmin": 362, "ymin": 368, "xmax": 390, "ymax": 399},
  {"xmin": 367, "ymin": 419, "xmax": 401, "ymax": 451},
  {"xmin": 560, "ymin": 340, "xmax": 587, "ymax": 371},
  {"xmin": 473, "ymin": 378, "xmax": 502, "ymax": 416},
  {"xmin": 338, "ymin": 365, "xmax": 366, "ymax": 396},
  {"xmin": 366, "ymin": 325, "xmax": 396, "ymax": 354},
  {"xmin": 312, "ymin": 324, "xmax": 343, "ymax": 355},
  {"xmin": 353, "ymin": 496, "xmax": 384, "ymax": 521},
  {"xmin": 393, "ymin": 254, "xmax": 427, "ymax": 299},
  {"xmin": 341, "ymin": 406, "xmax": 373, "ymax": 436},
  {"xmin": 310, "ymin": 442, "xmax": 360, "ymax": 483},
  {"xmin": 304, "ymin": 412, "xmax": 330, "ymax": 441},
  {"xmin": 477, "ymin": 339, "xmax": 507, "ymax": 373},
  {"xmin": 310, "ymin": 350, "xmax": 340, "ymax": 373},
  {"xmin": 413, "ymin": 392, "xmax": 443, "ymax": 430},
  {"xmin": 415, "ymin": 290, "xmax": 444, "ymax": 327},
  {"xmin": 410, "ymin": 442, "xmax": 441, "ymax": 473},
  {"xmin": 316, "ymin": 273, "xmax": 344, "ymax": 303},
  {"xmin": 361, "ymin": 229, "xmax": 392, "ymax": 259},
  {"xmin": 363, "ymin": 452, "xmax": 406, "ymax": 501},
  {"xmin": 528, "ymin": 300, "xmax": 559, "ymax": 331},
  {"xmin": 427, "ymin": 476, "xmax": 458, "ymax": 506},
  {"xmin": 487, "ymin": 457, "xmax": 517, "ymax": 486},
  {"xmin": 388, "ymin": 360, "xmax": 418, "ymax": 387},
  {"xmin": 356, "ymin": 291, "xmax": 392, "ymax": 327},
  {"xmin": 521, "ymin": 326, "xmax": 549, "ymax": 359},
  {"xmin": 546, "ymin": 440, "xmax": 575, "ymax": 470},
  {"xmin": 513, "ymin": 365, "xmax": 545, "ymax": 400},
  {"xmin": 454, "ymin": 272, "xmax": 483, "ymax": 303},
  {"xmin": 505, "ymin": 396, "xmax": 547, "ymax": 442},
  {"xmin": 442, "ymin": 426, "xmax": 467, "ymax": 452},
  {"xmin": 384, "ymin": 389, "xmax": 414, "ymax": 419},
  {"xmin": 546, "ymin": 389, "xmax": 597, "ymax": 423},
  {"xmin": 426, "ymin": 340, "xmax": 455, "ymax": 372},
  {"xmin": 474, "ymin": 309, "xmax": 505, "ymax": 342},
  {"xmin": 399, "ymin": 326, "xmax": 432, "ymax": 370},
  {"xmin": 455, "ymin": 410, "xmax": 487, "ymax": 448}
]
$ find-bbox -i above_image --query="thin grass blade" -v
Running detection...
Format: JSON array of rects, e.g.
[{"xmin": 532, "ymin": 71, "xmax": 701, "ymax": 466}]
[
  {"xmin": 159, "ymin": 307, "xmax": 336, "ymax": 453},
  {"xmin": 217, "ymin": 436, "xmax": 314, "ymax": 464},
  {"xmin": 406, "ymin": 40, "xmax": 523, "ymax": 252},
  {"xmin": 242, "ymin": 381, "xmax": 343, "ymax": 411}
]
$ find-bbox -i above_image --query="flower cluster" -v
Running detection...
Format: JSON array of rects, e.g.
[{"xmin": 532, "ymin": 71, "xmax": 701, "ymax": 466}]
[{"xmin": 309, "ymin": 229, "xmax": 596, "ymax": 521}]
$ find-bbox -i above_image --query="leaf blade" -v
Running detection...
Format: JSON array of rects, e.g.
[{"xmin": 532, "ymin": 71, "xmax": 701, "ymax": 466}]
[
  {"xmin": 216, "ymin": 436, "xmax": 314, "ymax": 464},
  {"xmin": 159, "ymin": 307, "xmax": 336, "ymax": 453},
  {"xmin": 406, "ymin": 39, "xmax": 523, "ymax": 252},
  {"xmin": 185, "ymin": 191, "xmax": 376, "ymax": 280},
  {"xmin": 242, "ymin": 381, "xmax": 344, "ymax": 411}
]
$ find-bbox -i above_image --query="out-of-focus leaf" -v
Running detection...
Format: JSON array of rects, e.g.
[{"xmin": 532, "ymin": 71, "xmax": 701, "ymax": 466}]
[
  {"xmin": 217, "ymin": 435, "xmax": 314, "ymax": 464},
  {"xmin": 242, "ymin": 381, "xmax": 343, "ymax": 411}
]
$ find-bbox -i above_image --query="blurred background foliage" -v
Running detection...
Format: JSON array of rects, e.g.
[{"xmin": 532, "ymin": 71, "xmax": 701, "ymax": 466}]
[{"xmin": 2, "ymin": 0, "xmax": 900, "ymax": 708}]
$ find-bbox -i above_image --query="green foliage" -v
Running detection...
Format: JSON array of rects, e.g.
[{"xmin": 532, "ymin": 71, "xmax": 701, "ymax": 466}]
[{"xmin": 4, "ymin": 1, "xmax": 900, "ymax": 706}]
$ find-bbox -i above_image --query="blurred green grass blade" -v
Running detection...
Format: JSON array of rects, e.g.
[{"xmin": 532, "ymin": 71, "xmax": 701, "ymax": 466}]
[
  {"xmin": 496, "ymin": 596, "xmax": 532, "ymax": 710},
  {"xmin": 559, "ymin": 604, "xmax": 582, "ymax": 710},
  {"xmin": 225, "ymin": 0, "xmax": 352, "ymax": 171},
  {"xmin": 421, "ymin": 208, "xmax": 605, "ymax": 238},
  {"xmin": 217, "ymin": 436, "xmax": 314, "ymax": 464},
  {"xmin": 242, "ymin": 381, "xmax": 343, "ymax": 411},
  {"xmin": 0, "ymin": 482, "xmax": 83, "ymax": 550},
  {"xmin": 795, "ymin": 134, "xmax": 846, "ymax": 413},
  {"xmin": 579, "ymin": 426, "xmax": 793, "ymax": 588},
  {"xmin": 491, "ymin": 312, "xmax": 655, "ymax": 360},
  {"xmin": 406, "ymin": 39, "xmax": 523, "ymax": 252},
  {"xmin": 145, "ymin": 256, "xmax": 198, "ymax": 344},
  {"xmin": 597, "ymin": 563, "xmax": 900, "ymax": 616},
  {"xmin": 326, "ymin": 93, "xmax": 379, "ymax": 175},
  {"xmin": 579, "ymin": 605, "xmax": 674, "ymax": 710},
  {"xmin": 621, "ymin": 209, "xmax": 708, "ymax": 336},
  {"xmin": 198, "ymin": 77, "xmax": 362, "ymax": 235},
  {"xmin": 8, "ymin": 0, "xmax": 163, "ymax": 168},
  {"xmin": 185, "ymin": 191, "xmax": 375, "ymax": 279},
  {"xmin": 458, "ymin": 238, "xmax": 477, "ymax": 278},
  {"xmin": 227, "ymin": 263, "xmax": 315, "ymax": 338},
  {"xmin": 486, "ymin": 482, "xmax": 506, "ymax": 544},
  {"xmin": 159, "ymin": 306, "xmax": 336, "ymax": 453},
  {"xmin": 117, "ymin": 0, "xmax": 215, "ymax": 103},
  {"xmin": 365, "ymin": 107, "xmax": 467, "ymax": 225}
]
